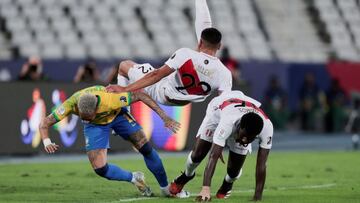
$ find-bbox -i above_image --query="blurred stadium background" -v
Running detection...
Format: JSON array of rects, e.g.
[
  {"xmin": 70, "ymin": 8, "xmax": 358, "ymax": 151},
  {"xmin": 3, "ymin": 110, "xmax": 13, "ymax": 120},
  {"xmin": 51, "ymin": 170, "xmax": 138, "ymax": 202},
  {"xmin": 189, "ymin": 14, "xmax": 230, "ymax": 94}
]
[{"xmin": 0, "ymin": 0, "xmax": 359, "ymax": 155}]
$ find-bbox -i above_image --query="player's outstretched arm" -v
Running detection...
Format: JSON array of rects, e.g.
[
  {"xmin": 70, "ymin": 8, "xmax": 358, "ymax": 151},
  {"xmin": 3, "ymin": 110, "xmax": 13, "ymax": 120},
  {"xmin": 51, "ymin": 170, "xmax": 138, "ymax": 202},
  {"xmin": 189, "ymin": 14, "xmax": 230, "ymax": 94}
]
[
  {"xmin": 195, "ymin": 144, "xmax": 223, "ymax": 202},
  {"xmin": 106, "ymin": 65, "xmax": 174, "ymax": 93},
  {"xmin": 195, "ymin": 0, "xmax": 212, "ymax": 42},
  {"xmin": 131, "ymin": 91, "xmax": 180, "ymax": 133},
  {"xmin": 253, "ymin": 148, "xmax": 270, "ymax": 201},
  {"xmin": 39, "ymin": 114, "xmax": 60, "ymax": 154}
]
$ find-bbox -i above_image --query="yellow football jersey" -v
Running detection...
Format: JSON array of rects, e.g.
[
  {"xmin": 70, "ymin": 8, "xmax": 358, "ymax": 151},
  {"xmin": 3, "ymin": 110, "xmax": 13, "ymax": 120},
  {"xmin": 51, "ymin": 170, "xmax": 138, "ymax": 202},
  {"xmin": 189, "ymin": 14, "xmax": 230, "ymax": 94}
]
[{"xmin": 52, "ymin": 86, "xmax": 131, "ymax": 125}]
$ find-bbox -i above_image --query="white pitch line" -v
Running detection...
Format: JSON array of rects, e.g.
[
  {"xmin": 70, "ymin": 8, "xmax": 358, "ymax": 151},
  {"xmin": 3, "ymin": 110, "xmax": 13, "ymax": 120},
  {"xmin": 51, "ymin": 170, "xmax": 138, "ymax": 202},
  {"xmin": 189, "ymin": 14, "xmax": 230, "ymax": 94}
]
[
  {"xmin": 277, "ymin": 183, "xmax": 336, "ymax": 190},
  {"xmin": 117, "ymin": 197, "xmax": 158, "ymax": 202},
  {"xmin": 114, "ymin": 183, "xmax": 336, "ymax": 202}
]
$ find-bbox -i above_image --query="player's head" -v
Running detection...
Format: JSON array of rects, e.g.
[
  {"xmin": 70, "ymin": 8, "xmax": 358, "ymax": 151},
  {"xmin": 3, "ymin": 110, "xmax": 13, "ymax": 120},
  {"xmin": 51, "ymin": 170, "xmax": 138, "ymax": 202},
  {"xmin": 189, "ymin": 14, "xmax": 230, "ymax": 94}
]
[
  {"xmin": 78, "ymin": 93, "xmax": 98, "ymax": 121},
  {"xmin": 235, "ymin": 112, "xmax": 264, "ymax": 146},
  {"xmin": 199, "ymin": 28, "xmax": 222, "ymax": 51}
]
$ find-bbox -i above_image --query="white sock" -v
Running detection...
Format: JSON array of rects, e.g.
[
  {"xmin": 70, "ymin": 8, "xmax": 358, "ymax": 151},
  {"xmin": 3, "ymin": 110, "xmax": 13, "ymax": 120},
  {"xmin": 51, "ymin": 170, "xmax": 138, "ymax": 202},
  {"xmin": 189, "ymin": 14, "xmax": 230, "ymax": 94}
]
[
  {"xmin": 160, "ymin": 185, "xmax": 170, "ymax": 196},
  {"xmin": 195, "ymin": 0, "xmax": 212, "ymax": 42},
  {"xmin": 225, "ymin": 169, "xmax": 243, "ymax": 183},
  {"xmin": 131, "ymin": 172, "xmax": 136, "ymax": 183},
  {"xmin": 117, "ymin": 74, "xmax": 129, "ymax": 86},
  {"xmin": 185, "ymin": 151, "xmax": 200, "ymax": 177}
]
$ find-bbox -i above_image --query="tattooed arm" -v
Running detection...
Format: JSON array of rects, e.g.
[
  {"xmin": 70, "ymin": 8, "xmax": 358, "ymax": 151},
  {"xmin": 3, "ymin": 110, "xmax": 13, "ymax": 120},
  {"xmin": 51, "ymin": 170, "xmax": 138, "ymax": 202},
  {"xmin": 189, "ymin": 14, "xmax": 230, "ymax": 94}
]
[
  {"xmin": 39, "ymin": 114, "xmax": 60, "ymax": 153},
  {"xmin": 130, "ymin": 92, "xmax": 180, "ymax": 133}
]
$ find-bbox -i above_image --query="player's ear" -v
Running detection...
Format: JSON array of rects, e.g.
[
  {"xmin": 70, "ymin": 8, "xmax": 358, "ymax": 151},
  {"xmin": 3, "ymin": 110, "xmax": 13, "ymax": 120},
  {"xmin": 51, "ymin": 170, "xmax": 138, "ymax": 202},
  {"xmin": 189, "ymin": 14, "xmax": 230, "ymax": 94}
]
[
  {"xmin": 217, "ymin": 42, "xmax": 222, "ymax": 50},
  {"xmin": 198, "ymin": 39, "xmax": 203, "ymax": 50}
]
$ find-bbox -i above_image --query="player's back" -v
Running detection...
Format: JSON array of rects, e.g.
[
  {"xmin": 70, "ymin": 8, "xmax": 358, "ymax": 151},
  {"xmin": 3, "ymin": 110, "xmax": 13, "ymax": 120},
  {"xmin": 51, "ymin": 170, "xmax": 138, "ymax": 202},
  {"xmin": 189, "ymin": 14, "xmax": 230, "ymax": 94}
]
[
  {"xmin": 163, "ymin": 48, "xmax": 232, "ymax": 103},
  {"xmin": 53, "ymin": 85, "xmax": 131, "ymax": 125}
]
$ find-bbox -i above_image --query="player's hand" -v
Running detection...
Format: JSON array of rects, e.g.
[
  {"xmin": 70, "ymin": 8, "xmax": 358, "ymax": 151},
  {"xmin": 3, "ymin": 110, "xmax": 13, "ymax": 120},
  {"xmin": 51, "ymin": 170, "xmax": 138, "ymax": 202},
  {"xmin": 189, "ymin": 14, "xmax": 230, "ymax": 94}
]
[
  {"xmin": 195, "ymin": 186, "xmax": 211, "ymax": 202},
  {"xmin": 106, "ymin": 84, "xmax": 126, "ymax": 93},
  {"xmin": 44, "ymin": 143, "xmax": 59, "ymax": 154},
  {"xmin": 164, "ymin": 117, "xmax": 181, "ymax": 133}
]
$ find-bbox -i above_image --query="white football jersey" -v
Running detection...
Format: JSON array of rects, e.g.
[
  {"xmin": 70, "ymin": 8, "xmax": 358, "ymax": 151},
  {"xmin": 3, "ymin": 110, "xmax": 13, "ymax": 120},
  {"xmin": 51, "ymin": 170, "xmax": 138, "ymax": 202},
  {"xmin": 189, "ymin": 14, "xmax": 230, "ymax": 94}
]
[
  {"xmin": 197, "ymin": 91, "xmax": 274, "ymax": 154},
  {"xmin": 162, "ymin": 48, "xmax": 232, "ymax": 102}
]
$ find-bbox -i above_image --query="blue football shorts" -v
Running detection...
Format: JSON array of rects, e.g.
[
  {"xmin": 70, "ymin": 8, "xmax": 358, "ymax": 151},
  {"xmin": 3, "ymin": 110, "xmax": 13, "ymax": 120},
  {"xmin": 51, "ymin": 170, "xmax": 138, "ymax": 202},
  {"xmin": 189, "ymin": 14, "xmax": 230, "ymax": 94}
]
[{"xmin": 83, "ymin": 111, "xmax": 142, "ymax": 151}]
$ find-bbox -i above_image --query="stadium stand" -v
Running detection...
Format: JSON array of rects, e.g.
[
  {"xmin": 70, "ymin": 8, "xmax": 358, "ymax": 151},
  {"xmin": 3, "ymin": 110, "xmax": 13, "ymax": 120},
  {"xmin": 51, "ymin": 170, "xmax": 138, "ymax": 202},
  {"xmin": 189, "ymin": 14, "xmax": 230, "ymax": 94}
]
[
  {"xmin": 310, "ymin": 0, "xmax": 360, "ymax": 61},
  {"xmin": 0, "ymin": 0, "xmax": 359, "ymax": 61},
  {"xmin": 257, "ymin": 0, "xmax": 327, "ymax": 62}
]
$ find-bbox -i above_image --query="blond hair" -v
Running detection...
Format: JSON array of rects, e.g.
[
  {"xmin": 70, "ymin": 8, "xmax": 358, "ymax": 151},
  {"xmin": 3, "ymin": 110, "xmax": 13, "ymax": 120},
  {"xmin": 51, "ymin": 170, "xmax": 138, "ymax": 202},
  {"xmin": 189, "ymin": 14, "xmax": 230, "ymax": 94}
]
[{"xmin": 78, "ymin": 93, "xmax": 97, "ymax": 116}]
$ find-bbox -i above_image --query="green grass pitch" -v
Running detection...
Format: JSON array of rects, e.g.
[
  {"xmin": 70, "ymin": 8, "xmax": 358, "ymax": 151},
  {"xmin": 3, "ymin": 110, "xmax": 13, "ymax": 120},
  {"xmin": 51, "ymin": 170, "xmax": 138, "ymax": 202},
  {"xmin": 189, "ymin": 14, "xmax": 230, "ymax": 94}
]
[{"xmin": 0, "ymin": 151, "xmax": 359, "ymax": 203}]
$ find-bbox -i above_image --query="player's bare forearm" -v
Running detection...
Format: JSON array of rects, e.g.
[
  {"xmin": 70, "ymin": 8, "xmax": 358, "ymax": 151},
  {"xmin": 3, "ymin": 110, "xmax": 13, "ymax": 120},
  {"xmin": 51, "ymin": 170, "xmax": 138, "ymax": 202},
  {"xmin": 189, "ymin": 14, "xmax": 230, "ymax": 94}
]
[
  {"xmin": 39, "ymin": 114, "xmax": 60, "ymax": 154},
  {"xmin": 124, "ymin": 71, "xmax": 159, "ymax": 92},
  {"xmin": 203, "ymin": 144, "xmax": 223, "ymax": 186},
  {"xmin": 131, "ymin": 91, "xmax": 180, "ymax": 133},
  {"xmin": 131, "ymin": 92, "xmax": 168, "ymax": 120},
  {"xmin": 125, "ymin": 65, "xmax": 173, "ymax": 92},
  {"xmin": 39, "ymin": 114, "xmax": 57, "ymax": 140},
  {"xmin": 253, "ymin": 148, "xmax": 270, "ymax": 201}
]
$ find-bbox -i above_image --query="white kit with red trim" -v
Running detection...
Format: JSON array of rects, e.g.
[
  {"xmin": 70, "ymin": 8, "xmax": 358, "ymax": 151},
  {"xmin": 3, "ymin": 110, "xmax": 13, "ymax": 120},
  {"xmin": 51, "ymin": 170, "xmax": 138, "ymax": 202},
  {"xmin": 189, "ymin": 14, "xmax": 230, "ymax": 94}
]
[
  {"xmin": 196, "ymin": 90, "xmax": 274, "ymax": 155},
  {"xmin": 163, "ymin": 48, "xmax": 232, "ymax": 103},
  {"xmin": 127, "ymin": 48, "xmax": 232, "ymax": 105}
]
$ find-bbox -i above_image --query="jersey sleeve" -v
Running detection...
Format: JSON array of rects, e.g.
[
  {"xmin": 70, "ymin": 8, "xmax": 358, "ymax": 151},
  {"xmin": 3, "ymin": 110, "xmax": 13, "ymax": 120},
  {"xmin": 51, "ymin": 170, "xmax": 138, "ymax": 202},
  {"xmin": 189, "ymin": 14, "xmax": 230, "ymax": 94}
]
[
  {"xmin": 218, "ymin": 68, "xmax": 232, "ymax": 92},
  {"xmin": 212, "ymin": 114, "xmax": 234, "ymax": 147},
  {"xmin": 107, "ymin": 92, "xmax": 132, "ymax": 110},
  {"xmin": 51, "ymin": 97, "xmax": 76, "ymax": 122},
  {"xmin": 164, "ymin": 48, "xmax": 189, "ymax": 70},
  {"xmin": 258, "ymin": 119, "xmax": 274, "ymax": 149}
]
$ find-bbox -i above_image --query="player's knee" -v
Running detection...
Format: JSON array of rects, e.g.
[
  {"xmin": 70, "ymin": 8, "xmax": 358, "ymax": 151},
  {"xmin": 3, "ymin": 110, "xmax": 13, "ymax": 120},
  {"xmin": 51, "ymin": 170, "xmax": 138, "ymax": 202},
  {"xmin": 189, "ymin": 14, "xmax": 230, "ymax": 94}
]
[
  {"xmin": 138, "ymin": 142, "xmax": 153, "ymax": 156},
  {"xmin": 118, "ymin": 60, "xmax": 135, "ymax": 76},
  {"xmin": 191, "ymin": 147, "xmax": 208, "ymax": 163},
  {"xmin": 94, "ymin": 163, "xmax": 109, "ymax": 178},
  {"xmin": 190, "ymin": 151, "xmax": 203, "ymax": 163}
]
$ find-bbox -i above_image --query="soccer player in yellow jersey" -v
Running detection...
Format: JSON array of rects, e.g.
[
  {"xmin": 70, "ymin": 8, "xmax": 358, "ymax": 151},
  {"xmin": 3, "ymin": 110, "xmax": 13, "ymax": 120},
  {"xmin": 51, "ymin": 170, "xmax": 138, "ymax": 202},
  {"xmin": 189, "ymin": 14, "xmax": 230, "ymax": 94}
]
[{"xmin": 39, "ymin": 85, "xmax": 183, "ymax": 197}]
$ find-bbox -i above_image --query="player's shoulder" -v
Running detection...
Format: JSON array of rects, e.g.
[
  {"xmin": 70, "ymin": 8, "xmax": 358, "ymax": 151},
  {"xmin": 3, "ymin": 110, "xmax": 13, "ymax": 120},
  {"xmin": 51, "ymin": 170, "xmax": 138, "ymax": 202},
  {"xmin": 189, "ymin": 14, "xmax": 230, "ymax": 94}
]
[
  {"xmin": 176, "ymin": 47, "xmax": 193, "ymax": 52},
  {"xmin": 259, "ymin": 117, "xmax": 274, "ymax": 135},
  {"xmin": 218, "ymin": 61, "xmax": 231, "ymax": 72},
  {"xmin": 81, "ymin": 85, "xmax": 105, "ymax": 93},
  {"xmin": 168, "ymin": 48, "xmax": 198, "ymax": 64},
  {"xmin": 221, "ymin": 90, "xmax": 245, "ymax": 98},
  {"xmin": 264, "ymin": 117, "xmax": 274, "ymax": 128},
  {"xmin": 212, "ymin": 62, "xmax": 231, "ymax": 79},
  {"xmin": 72, "ymin": 85, "xmax": 105, "ymax": 99},
  {"xmin": 173, "ymin": 47, "xmax": 194, "ymax": 56}
]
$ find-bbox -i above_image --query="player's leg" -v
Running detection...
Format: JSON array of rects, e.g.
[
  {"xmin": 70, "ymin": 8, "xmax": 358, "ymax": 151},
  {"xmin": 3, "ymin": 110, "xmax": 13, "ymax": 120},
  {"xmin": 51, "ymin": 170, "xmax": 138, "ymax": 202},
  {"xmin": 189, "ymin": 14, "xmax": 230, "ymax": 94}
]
[
  {"xmin": 85, "ymin": 122, "xmax": 152, "ymax": 196},
  {"xmin": 129, "ymin": 130, "xmax": 169, "ymax": 188},
  {"xmin": 189, "ymin": 137, "xmax": 213, "ymax": 175},
  {"xmin": 170, "ymin": 100, "xmax": 218, "ymax": 194},
  {"xmin": 117, "ymin": 60, "xmax": 136, "ymax": 85},
  {"xmin": 195, "ymin": 0, "xmax": 212, "ymax": 42},
  {"xmin": 85, "ymin": 124, "xmax": 132, "ymax": 182},
  {"xmin": 88, "ymin": 148, "xmax": 132, "ymax": 182},
  {"xmin": 216, "ymin": 151, "xmax": 246, "ymax": 199},
  {"xmin": 169, "ymin": 138, "xmax": 212, "ymax": 195},
  {"xmin": 111, "ymin": 112, "xmax": 170, "ymax": 195},
  {"xmin": 186, "ymin": 99, "xmax": 218, "ymax": 177},
  {"xmin": 216, "ymin": 140, "xmax": 249, "ymax": 199},
  {"xmin": 117, "ymin": 60, "xmax": 154, "ymax": 84}
]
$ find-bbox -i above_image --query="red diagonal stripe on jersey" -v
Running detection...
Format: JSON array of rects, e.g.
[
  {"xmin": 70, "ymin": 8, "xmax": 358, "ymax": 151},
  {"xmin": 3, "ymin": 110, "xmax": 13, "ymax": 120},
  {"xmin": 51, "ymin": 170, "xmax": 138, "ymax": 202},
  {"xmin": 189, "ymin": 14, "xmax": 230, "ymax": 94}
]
[
  {"xmin": 219, "ymin": 98, "xmax": 268, "ymax": 119},
  {"xmin": 178, "ymin": 59, "xmax": 205, "ymax": 95},
  {"xmin": 219, "ymin": 98, "xmax": 245, "ymax": 110}
]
